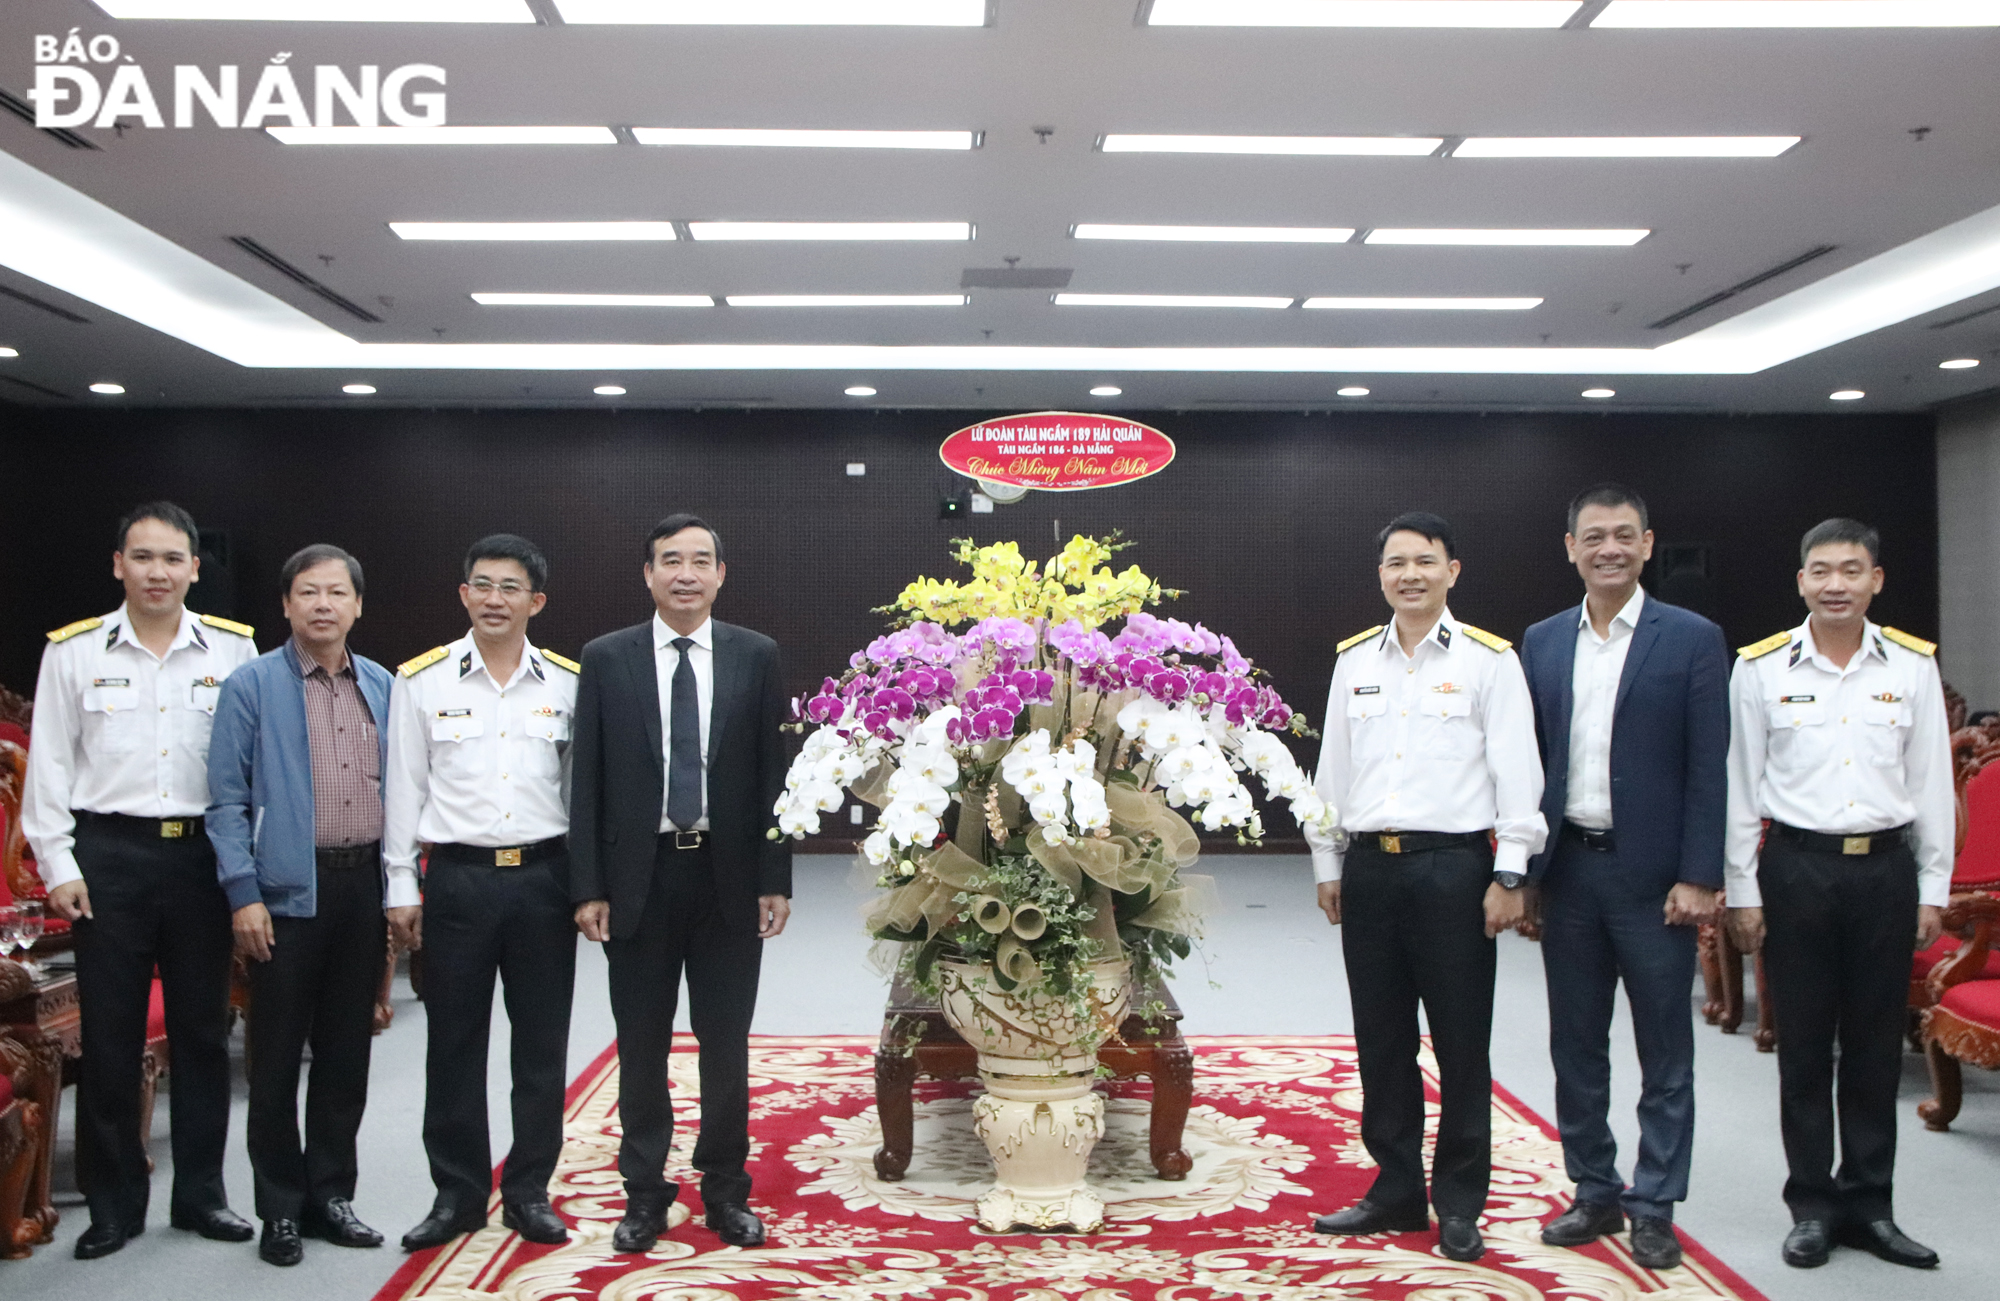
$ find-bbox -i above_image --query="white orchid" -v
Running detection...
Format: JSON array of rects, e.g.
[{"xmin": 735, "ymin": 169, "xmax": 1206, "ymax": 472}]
[
  {"xmin": 881, "ymin": 802, "xmax": 941, "ymax": 848},
  {"xmin": 862, "ymin": 830, "xmax": 894, "ymax": 866},
  {"xmin": 901, "ymin": 745, "xmax": 959, "ymax": 788},
  {"xmin": 800, "ymin": 779, "xmax": 846, "ymax": 813},
  {"xmin": 777, "ymin": 803, "xmax": 818, "ymax": 837},
  {"xmin": 909, "ymin": 704, "xmax": 963, "ymax": 748}
]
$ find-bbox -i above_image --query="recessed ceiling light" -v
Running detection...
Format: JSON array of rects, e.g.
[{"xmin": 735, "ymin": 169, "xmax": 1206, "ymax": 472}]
[
  {"xmin": 1581, "ymin": 387, "xmax": 1616, "ymax": 399},
  {"xmin": 1089, "ymin": 385, "xmax": 1123, "ymax": 396},
  {"xmin": 1940, "ymin": 357, "xmax": 1981, "ymax": 369},
  {"xmin": 594, "ymin": 384, "xmax": 627, "ymax": 395},
  {"xmin": 97, "ymin": 1, "xmax": 532, "ymax": 17},
  {"xmin": 1455, "ymin": 137, "xmax": 1801, "ymax": 158},
  {"xmin": 1830, "ymin": 389, "xmax": 1866, "ymax": 400},
  {"xmin": 1303, "ymin": 297, "xmax": 1543, "ymax": 310},
  {"xmin": 1053, "ymin": 293, "xmax": 1293, "ymax": 308},
  {"xmin": 1337, "ymin": 386, "xmax": 1371, "ymax": 396},
  {"xmin": 1100, "ymin": 134, "xmax": 1441, "ymax": 156},
  {"xmin": 1074, "ymin": 224, "xmax": 1356, "ymax": 242},
  {"xmin": 687, "ymin": 222, "xmax": 972, "ymax": 241},
  {"xmin": 1146, "ymin": 1, "xmax": 1583, "ymax": 26},
  {"xmin": 90, "ymin": 382, "xmax": 125, "ymax": 395},
  {"xmin": 845, "ymin": 385, "xmax": 878, "ymax": 396},
  {"xmin": 725, "ymin": 295, "xmax": 967, "ymax": 307},
  {"xmin": 0, "ymin": 346, "xmax": 17, "ymax": 358},
  {"xmin": 1366, "ymin": 229, "xmax": 1650, "ymax": 246},
  {"xmin": 1594, "ymin": 2, "xmax": 2000, "ymax": 28},
  {"xmin": 393, "ymin": 222, "xmax": 678, "ymax": 241},
  {"xmin": 633, "ymin": 128, "xmax": 976, "ymax": 149},
  {"xmin": 268, "ymin": 127, "xmax": 619, "ymax": 145},
  {"xmin": 557, "ymin": 0, "xmax": 987, "ymax": 23},
  {"xmin": 472, "ymin": 293, "xmax": 714, "ymax": 306},
  {"xmin": 342, "ymin": 383, "xmax": 376, "ymax": 394}
]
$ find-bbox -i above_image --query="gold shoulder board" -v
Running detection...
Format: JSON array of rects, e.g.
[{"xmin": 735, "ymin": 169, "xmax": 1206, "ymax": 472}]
[
  {"xmin": 397, "ymin": 646, "xmax": 450, "ymax": 678},
  {"xmin": 1737, "ymin": 631, "xmax": 1793, "ymax": 661},
  {"xmin": 541, "ymin": 650, "xmax": 581, "ymax": 674},
  {"xmin": 1459, "ymin": 624, "xmax": 1512, "ymax": 653},
  {"xmin": 1881, "ymin": 627, "xmax": 1937, "ymax": 657},
  {"xmin": 198, "ymin": 613, "xmax": 255, "ymax": 638},
  {"xmin": 1336, "ymin": 625, "xmax": 1385, "ymax": 654},
  {"xmin": 46, "ymin": 616, "xmax": 104, "ymax": 643}
]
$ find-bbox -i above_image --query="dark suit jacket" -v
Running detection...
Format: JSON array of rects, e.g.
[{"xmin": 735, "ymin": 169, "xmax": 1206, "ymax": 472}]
[
  {"xmin": 1519, "ymin": 594, "xmax": 1731, "ymax": 893},
  {"xmin": 568, "ymin": 617, "xmax": 791, "ymax": 940}
]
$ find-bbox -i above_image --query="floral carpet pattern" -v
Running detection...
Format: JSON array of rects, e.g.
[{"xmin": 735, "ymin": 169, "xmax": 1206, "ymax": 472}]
[{"xmin": 375, "ymin": 1035, "xmax": 1766, "ymax": 1301}]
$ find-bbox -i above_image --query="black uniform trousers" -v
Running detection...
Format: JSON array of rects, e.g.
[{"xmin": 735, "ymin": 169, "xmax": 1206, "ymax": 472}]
[
  {"xmin": 1759, "ymin": 834, "xmax": 1919, "ymax": 1226},
  {"xmin": 605, "ymin": 836, "xmax": 762, "ymax": 1207},
  {"xmin": 1340, "ymin": 837, "xmax": 1497, "ymax": 1220},
  {"xmin": 244, "ymin": 847, "xmax": 388, "ymax": 1221},
  {"xmin": 420, "ymin": 845, "xmax": 578, "ymax": 1217},
  {"xmin": 70, "ymin": 813, "xmax": 235, "ymax": 1228}
]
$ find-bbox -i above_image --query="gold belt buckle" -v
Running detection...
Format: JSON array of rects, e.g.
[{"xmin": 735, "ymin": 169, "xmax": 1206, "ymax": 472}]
[
  {"xmin": 676, "ymin": 830, "xmax": 703, "ymax": 850},
  {"xmin": 495, "ymin": 847, "xmax": 523, "ymax": 866},
  {"xmin": 160, "ymin": 820, "xmax": 187, "ymax": 839},
  {"xmin": 1379, "ymin": 834, "xmax": 1402, "ymax": 855},
  {"xmin": 1842, "ymin": 836, "xmax": 1871, "ymax": 856}
]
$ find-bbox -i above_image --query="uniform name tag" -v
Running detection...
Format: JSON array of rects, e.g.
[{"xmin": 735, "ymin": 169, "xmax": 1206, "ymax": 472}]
[
  {"xmin": 1779, "ymin": 695, "xmax": 1815, "ymax": 703},
  {"xmin": 1352, "ymin": 685, "xmax": 1380, "ymax": 695},
  {"xmin": 92, "ymin": 677, "xmax": 130, "ymax": 687},
  {"xmin": 437, "ymin": 708, "xmax": 472, "ymax": 718}
]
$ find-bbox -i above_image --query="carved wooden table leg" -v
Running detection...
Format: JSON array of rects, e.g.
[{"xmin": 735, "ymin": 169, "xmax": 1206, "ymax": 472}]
[
  {"xmin": 1752, "ymin": 953, "xmax": 1778, "ymax": 1052},
  {"xmin": 1918, "ymin": 1036, "xmax": 1963, "ymax": 1131},
  {"xmin": 872, "ymin": 1049, "xmax": 918, "ymax": 1181},
  {"xmin": 1718, "ymin": 937, "xmax": 1745, "ymax": 1034},
  {"xmin": 1147, "ymin": 1039, "xmax": 1194, "ymax": 1180},
  {"xmin": 1698, "ymin": 924, "xmax": 1726, "ymax": 1025},
  {"xmin": 22, "ymin": 1035, "xmax": 63, "ymax": 1241}
]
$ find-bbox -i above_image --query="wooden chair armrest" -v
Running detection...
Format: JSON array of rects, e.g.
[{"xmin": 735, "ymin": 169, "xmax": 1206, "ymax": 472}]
[
  {"xmin": 1928, "ymin": 914, "xmax": 1996, "ymax": 1000},
  {"xmin": 1941, "ymin": 892, "xmax": 2000, "ymax": 934}
]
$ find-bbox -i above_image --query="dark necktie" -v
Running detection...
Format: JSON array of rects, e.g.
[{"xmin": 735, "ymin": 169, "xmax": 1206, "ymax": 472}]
[{"xmin": 667, "ymin": 636, "xmax": 703, "ymax": 830}]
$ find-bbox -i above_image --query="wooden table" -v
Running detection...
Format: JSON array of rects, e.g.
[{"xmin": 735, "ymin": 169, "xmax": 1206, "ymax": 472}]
[
  {"xmin": 872, "ymin": 973, "xmax": 1193, "ymax": 1182},
  {"xmin": 0, "ymin": 966, "xmax": 78, "ymax": 1242}
]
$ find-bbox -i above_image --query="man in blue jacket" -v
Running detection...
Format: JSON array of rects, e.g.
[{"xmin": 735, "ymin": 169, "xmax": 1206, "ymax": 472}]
[
  {"xmin": 1518, "ymin": 485, "xmax": 1731, "ymax": 1270},
  {"xmin": 208, "ymin": 544, "xmax": 394, "ymax": 1267}
]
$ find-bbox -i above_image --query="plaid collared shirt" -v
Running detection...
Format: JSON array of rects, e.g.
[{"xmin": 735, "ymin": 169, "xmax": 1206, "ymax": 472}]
[{"xmin": 292, "ymin": 638, "xmax": 383, "ymax": 848}]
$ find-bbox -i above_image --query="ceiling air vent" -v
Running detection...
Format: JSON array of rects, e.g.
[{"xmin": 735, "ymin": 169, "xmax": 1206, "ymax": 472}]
[
  {"xmin": 961, "ymin": 267, "xmax": 1073, "ymax": 290},
  {"xmin": 227, "ymin": 237, "xmax": 384, "ymax": 324},
  {"xmin": 0, "ymin": 85, "xmax": 99, "ymax": 150},
  {"xmin": 1647, "ymin": 245, "xmax": 1837, "ymax": 330}
]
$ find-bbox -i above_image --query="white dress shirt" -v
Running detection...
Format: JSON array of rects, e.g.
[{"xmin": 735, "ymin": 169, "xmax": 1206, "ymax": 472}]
[
  {"xmin": 655, "ymin": 613, "xmax": 714, "ymax": 833},
  {"xmin": 1724, "ymin": 618, "xmax": 1954, "ymax": 908},
  {"xmin": 1565, "ymin": 587, "xmax": 1645, "ymax": 831},
  {"xmin": 382, "ymin": 633, "xmax": 576, "ymax": 908},
  {"xmin": 1305, "ymin": 608, "xmax": 1548, "ymax": 883},
  {"xmin": 22, "ymin": 604, "xmax": 257, "ymax": 888}
]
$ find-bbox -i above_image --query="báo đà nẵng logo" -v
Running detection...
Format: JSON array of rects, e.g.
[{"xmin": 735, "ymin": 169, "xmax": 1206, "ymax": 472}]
[{"xmin": 29, "ymin": 28, "xmax": 446, "ymax": 131}]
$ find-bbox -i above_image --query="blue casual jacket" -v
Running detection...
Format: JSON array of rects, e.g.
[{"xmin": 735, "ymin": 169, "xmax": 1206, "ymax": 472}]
[{"xmin": 207, "ymin": 643, "xmax": 393, "ymax": 917}]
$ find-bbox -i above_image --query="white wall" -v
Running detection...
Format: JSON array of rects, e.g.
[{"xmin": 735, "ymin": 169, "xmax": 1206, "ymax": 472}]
[{"xmin": 1938, "ymin": 393, "xmax": 2000, "ymax": 713}]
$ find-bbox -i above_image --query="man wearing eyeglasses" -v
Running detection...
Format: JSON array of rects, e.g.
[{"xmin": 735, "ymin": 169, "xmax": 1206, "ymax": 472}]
[{"xmin": 383, "ymin": 535, "xmax": 581, "ymax": 1252}]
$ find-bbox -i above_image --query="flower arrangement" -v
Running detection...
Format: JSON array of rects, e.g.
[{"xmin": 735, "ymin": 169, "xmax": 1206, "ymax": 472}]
[{"xmin": 772, "ymin": 535, "xmax": 1335, "ymax": 1042}]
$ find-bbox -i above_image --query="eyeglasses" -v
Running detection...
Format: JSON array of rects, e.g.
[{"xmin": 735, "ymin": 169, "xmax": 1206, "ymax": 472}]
[{"xmin": 468, "ymin": 578, "xmax": 532, "ymax": 596}]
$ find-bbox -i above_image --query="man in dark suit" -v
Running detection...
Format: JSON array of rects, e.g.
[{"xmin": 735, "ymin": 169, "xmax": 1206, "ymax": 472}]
[
  {"xmin": 569, "ymin": 513, "xmax": 791, "ymax": 1253},
  {"xmin": 1518, "ymin": 484, "xmax": 1731, "ymax": 1271}
]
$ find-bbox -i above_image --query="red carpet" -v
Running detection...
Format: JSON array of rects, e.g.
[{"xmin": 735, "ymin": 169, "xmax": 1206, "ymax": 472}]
[{"xmin": 374, "ymin": 1035, "xmax": 1767, "ymax": 1301}]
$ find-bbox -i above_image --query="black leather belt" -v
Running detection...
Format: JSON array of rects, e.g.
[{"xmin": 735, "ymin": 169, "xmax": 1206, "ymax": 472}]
[
  {"xmin": 315, "ymin": 841, "xmax": 380, "ymax": 870},
  {"xmin": 1348, "ymin": 830, "xmax": 1490, "ymax": 856},
  {"xmin": 76, "ymin": 810, "xmax": 204, "ymax": 839},
  {"xmin": 1563, "ymin": 821, "xmax": 1617, "ymax": 852},
  {"xmin": 431, "ymin": 835, "xmax": 566, "ymax": 868},
  {"xmin": 1770, "ymin": 822, "xmax": 1909, "ymax": 857}
]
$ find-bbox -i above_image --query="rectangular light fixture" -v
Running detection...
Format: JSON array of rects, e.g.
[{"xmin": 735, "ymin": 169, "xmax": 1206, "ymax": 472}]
[
  {"xmin": 1052, "ymin": 293, "xmax": 1295, "ymax": 309},
  {"xmin": 1100, "ymin": 134, "xmax": 1441, "ymax": 156},
  {"xmin": 392, "ymin": 222, "xmax": 678, "ymax": 240},
  {"xmin": 555, "ymin": 1, "xmax": 988, "ymax": 23},
  {"xmin": 1074, "ymin": 224, "xmax": 1357, "ymax": 242},
  {"xmin": 1302, "ymin": 297, "xmax": 1543, "ymax": 309},
  {"xmin": 725, "ymin": 295, "xmax": 968, "ymax": 306},
  {"xmin": 471, "ymin": 293, "xmax": 712, "ymax": 306},
  {"xmin": 1594, "ymin": 2, "xmax": 2000, "ymax": 26},
  {"xmin": 1146, "ymin": 1, "xmax": 1583, "ymax": 26},
  {"xmin": 269, "ymin": 126, "xmax": 618, "ymax": 145},
  {"xmin": 1455, "ymin": 136, "xmax": 1800, "ymax": 158},
  {"xmin": 96, "ymin": 1, "xmax": 533, "ymax": 18},
  {"xmin": 633, "ymin": 128, "xmax": 977, "ymax": 149},
  {"xmin": 1366, "ymin": 228, "xmax": 1650, "ymax": 245},
  {"xmin": 687, "ymin": 222, "xmax": 973, "ymax": 240}
]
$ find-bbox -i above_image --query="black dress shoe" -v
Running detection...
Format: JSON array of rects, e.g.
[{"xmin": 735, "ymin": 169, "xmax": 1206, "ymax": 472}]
[
  {"xmin": 613, "ymin": 1192, "xmax": 675, "ymax": 1254},
  {"xmin": 1312, "ymin": 1199, "xmax": 1431, "ymax": 1235},
  {"xmin": 259, "ymin": 1220, "xmax": 304, "ymax": 1267},
  {"xmin": 1541, "ymin": 1200, "xmax": 1625, "ymax": 1247},
  {"xmin": 1438, "ymin": 1217, "xmax": 1485, "ymax": 1262},
  {"xmin": 303, "ymin": 1197, "xmax": 384, "ymax": 1248},
  {"xmin": 74, "ymin": 1221, "xmax": 132, "ymax": 1260},
  {"xmin": 704, "ymin": 1202, "xmax": 765, "ymax": 1248},
  {"xmin": 1836, "ymin": 1219, "xmax": 1939, "ymax": 1269},
  {"xmin": 1630, "ymin": 1217, "xmax": 1683, "ymax": 1270},
  {"xmin": 171, "ymin": 1205, "xmax": 256, "ymax": 1242},
  {"xmin": 401, "ymin": 1205, "xmax": 488, "ymax": 1252},
  {"xmin": 502, "ymin": 1198, "xmax": 571, "ymax": 1245},
  {"xmin": 1782, "ymin": 1219, "xmax": 1831, "ymax": 1268}
]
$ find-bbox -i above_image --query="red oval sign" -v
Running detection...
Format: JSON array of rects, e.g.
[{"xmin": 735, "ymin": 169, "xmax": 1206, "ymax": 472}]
[{"xmin": 940, "ymin": 412, "xmax": 1176, "ymax": 492}]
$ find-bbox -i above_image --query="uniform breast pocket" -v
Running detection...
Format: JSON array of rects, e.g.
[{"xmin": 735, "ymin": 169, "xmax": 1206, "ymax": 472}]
[
  {"xmin": 1418, "ymin": 693, "xmax": 1478, "ymax": 759},
  {"xmin": 81, "ymin": 684, "xmax": 141, "ymax": 752},
  {"xmin": 1766, "ymin": 701, "xmax": 1829, "ymax": 768},
  {"xmin": 1861, "ymin": 699, "xmax": 1911, "ymax": 766},
  {"xmin": 529, "ymin": 713, "xmax": 571, "ymax": 744},
  {"xmin": 432, "ymin": 712, "xmax": 485, "ymax": 744},
  {"xmin": 186, "ymin": 681, "xmax": 223, "ymax": 717},
  {"xmin": 1347, "ymin": 691, "xmax": 1391, "ymax": 760}
]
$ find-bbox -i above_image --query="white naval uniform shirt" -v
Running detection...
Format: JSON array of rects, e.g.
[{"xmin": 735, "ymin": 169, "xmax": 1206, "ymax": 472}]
[
  {"xmin": 22, "ymin": 604, "xmax": 257, "ymax": 888},
  {"xmin": 1724, "ymin": 619, "xmax": 1953, "ymax": 909},
  {"xmin": 654, "ymin": 613, "xmax": 714, "ymax": 833},
  {"xmin": 1305, "ymin": 609, "xmax": 1548, "ymax": 883},
  {"xmin": 1565, "ymin": 587, "xmax": 1645, "ymax": 831},
  {"xmin": 382, "ymin": 634, "xmax": 576, "ymax": 908}
]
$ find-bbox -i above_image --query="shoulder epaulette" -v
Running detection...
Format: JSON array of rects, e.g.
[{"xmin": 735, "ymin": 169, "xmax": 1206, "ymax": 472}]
[
  {"xmin": 1336, "ymin": 625, "xmax": 1384, "ymax": 654},
  {"xmin": 1737, "ymin": 631, "xmax": 1793, "ymax": 660},
  {"xmin": 541, "ymin": 650, "xmax": 581, "ymax": 674},
  {"xmin": 46, "ymin": 616, "xmax": 104, "ymax": 644},
  {"xmin": 1459, "ymin": 624, "xmax": 1512, "ymax": 653},
  {"xmin": 397, "ymin": 646, "xmax": 450, "ymax": 678},
  {"xmin": 1881, "ymin": 627, "xmax": 1937, "ymax": 657},
  {"xmin": 197, "ymin": 613, "xmax": 255, "ymax": 638}
]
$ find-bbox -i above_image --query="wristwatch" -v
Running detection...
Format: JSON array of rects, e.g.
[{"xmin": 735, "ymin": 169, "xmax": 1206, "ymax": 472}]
[{"xmin": 1494, "ymin": 871, "xmax": 1526, "ymax": 891}]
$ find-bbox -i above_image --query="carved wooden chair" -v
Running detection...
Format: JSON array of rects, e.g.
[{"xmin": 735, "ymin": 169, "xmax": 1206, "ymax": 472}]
[
  {"xmin": 1909, "ymin": 730, "xmax": 2000, "ymax": 1037},
  {"xmin": 1, "ymin": 963, "xmax": 58, "ymax": 1259},
  {"xmin": 1917, "ymin": 893, "xmax": 2000, "ymax": 1131}
]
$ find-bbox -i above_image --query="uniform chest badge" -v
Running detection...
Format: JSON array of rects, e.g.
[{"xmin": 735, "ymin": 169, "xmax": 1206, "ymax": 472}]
[
  {"xmin": 92, "ymin": 677, "xmax": 130, "ymax": 688},
  {"xmin": 1352, "ymin": 685, "xmax": 1381, "ymax": 695},
  {"xmin": 437, "ymin": 708, "xmax": 472, "ymax": 718},
  {"xmin": 1873, "ymin": 692, "xmax": 1904, "ymax": 704},
  {"xmin": 1432, "ymin": 682, "xmax": 1463, "ymax": 694},
  {"xmin": 1779, "ymin": 694, "xmax": 1815, "ymax": 704},
  {"xmin": 195, "ymin": 676, "xmax": 219, "ymax": 688},
  {"xmin": 531, "ymin": 705, "xmax": 562, "ymax": 717}
]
